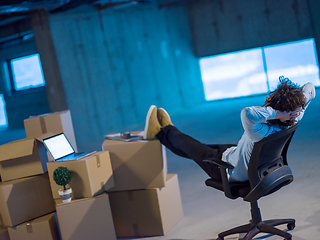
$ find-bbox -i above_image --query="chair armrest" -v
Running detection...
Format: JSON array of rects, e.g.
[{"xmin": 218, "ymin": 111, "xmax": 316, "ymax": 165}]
[
  {"xmin": 219, "ymin": 167, "xmax": 239, "ymax": 199},
  {"xmin": 203, "ymin": 158, "xmax": 238, "ymax": 199},
  {"xmin": 203, "ymin": 158, "xmax": 234, "ymax": 169}
]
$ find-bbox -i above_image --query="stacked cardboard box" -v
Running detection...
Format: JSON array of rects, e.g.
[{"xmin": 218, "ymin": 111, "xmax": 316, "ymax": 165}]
[
  {"xmin": 55, "ymin": 193, "xmax": 116, "ymax": 240},
  {"xmin": 47, "ymin": 151, "xmax": 117, "ymax": 240},
  {"xmin": 0, "ymin": 226, "xmax": 9, "ymax": 240},
  {"xmin": 0, "ymin": 110, "xmax": 184, "ymax": 239},
  {"xmin": 8, "ymin": 213, "xmax": 59, "ymax": 240},
  {"xmin": 0, "ymin": 138, "xmax": 58, "ymax": 240},
  {"xmin": 24, "ymin": 110, "xmax": 78, "ymax": 151},
  {"xmin": 0, "ymin": 110, "xmax": 117, "ymax": 240},
  {"xmin": 102, "ymin": 136, "xmax": 184, "ymax": 238}
]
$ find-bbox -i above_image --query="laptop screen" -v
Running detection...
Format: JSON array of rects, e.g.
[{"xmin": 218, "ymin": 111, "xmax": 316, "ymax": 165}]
[{"xmin": 43, "ymin": 133, "xmax": 75, "ymax": 160}]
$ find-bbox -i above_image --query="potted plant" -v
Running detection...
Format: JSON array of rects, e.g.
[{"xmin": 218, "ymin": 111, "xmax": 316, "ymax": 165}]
[{"xmin": 53, "ymin": 166, "xmax": 72, "ymax": 203}]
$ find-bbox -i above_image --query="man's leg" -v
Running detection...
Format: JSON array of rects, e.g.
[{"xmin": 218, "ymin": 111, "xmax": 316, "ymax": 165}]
[{"xmin": 156, "ymin": 125, "xmax": 223, "ymax": 180}]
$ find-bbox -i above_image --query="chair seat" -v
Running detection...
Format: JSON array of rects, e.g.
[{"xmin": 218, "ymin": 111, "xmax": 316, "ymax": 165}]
[{"xmin": 205, "ymin": 178, "xmax": 251, "ymax": 198}]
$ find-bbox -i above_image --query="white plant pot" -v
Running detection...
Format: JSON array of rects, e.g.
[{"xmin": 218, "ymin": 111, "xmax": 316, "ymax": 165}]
[{"xmin": 58, "ymin": 188, "xmax": 72, "ymax": 203}]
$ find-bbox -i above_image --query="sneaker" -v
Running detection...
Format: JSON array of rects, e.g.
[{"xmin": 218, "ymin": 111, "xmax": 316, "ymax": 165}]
[
  {"xmin": 142, "ymin": 105, "xmax": 161, "ymax": 140},
  {"xmin": 157, "ymin": 108, "xmax": 173, "ymax": 127}
]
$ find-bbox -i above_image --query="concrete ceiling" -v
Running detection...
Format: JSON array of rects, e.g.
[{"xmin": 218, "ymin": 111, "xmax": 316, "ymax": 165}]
[{"xmin": 0, "ymin": 0, "xmax": 192, "ymax": 49}]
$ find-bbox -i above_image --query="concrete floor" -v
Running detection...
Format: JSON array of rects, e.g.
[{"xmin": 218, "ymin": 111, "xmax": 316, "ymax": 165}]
[{"xmin": 1, "ymin": 89, "xmax": 319, "ymax": 240}]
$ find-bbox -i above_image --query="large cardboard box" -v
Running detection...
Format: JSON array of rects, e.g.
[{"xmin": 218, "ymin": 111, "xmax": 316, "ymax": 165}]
[
  {"xmin": 47, "ymin": 151, "xmax": 114, "ymax": 199},
  {"xmin": 109, "ymin": 174, "xmax": 184, "ymax": 238},
  {"xmin": 8, "ymin": 213, "xmax": 60, "ymax": 240},
  {"xmin": 24, "ymin": 110, "xmax": 78, "ymax": 151},
  {"xmin": 0, "ymin": 136, "xmax": 49, "ymax": 182},
  {"xmin": 0, "ymin": 227, "xmax": 9, "ymax": 240},
  {"xmin": 0, "ymin": 173, "xmax": 55, "ymax": 227},
  {"xmin": 55, "ymin": 193, "xmax": 116, "ymax": 240},
  {"xmin": 102, "ymin": 139, "xmax": 167, "ymax": 192}
]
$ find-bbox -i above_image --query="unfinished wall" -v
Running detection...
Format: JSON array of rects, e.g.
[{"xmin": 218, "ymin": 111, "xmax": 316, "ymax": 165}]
[
  {"xmin": 0, "ymin": 39, "xmax": 50, "ymax": 128},
  {"xmin": 189, "ymin": 0, "xmax": 314, "ymax": 57},
  {"xmin": 46, "ymin": 3, "xmax": 204, "ymax": 150}
]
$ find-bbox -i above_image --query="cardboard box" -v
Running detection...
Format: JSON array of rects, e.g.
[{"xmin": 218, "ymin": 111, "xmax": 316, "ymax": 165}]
[
  {"xmin": 47, "ymin": 151, "xmax": 114, "ymax": 199},
  {"xmin": 55, "ymin": 193, "xmax": 116, "ymax": 240},
  {"xmin": 0, "ymin": 173, "xmax": 55, "ymax": 227},
  {"xmin": 24, "ymin": 110, "xmax": 78, "ymax": 151},
  {"xmin": 0, "ymin": 136, "xmax": 50, "ymax": 182},
  {"xmin": 102, "ymin": 139, "xmax": 167, "ymax": 191},
  {"xmin": 109, "ymin": 174, "xmax": 184, "ymax": 238},
  {"xmin": 0, "ymin": 227, "xmax": 9, "ymax": 240},
  {"xmin": 8, "ymin": 213, "xmax": 60, "ymax": 240}
]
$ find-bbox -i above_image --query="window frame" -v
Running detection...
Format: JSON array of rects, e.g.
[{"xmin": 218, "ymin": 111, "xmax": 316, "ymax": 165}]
[
  {"xmin": 6, "ymin": 52, "xmax": 46, "ymax": 94},
  {"xmin": 199, "ymin": 38, "xmax": 320, "ymax": 101}
]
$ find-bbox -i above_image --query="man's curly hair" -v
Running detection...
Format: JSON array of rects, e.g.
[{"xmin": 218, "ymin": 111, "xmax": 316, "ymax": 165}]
[{"xmin": 263, "ymin": 76, "xmax": 306, "ymax": 126}]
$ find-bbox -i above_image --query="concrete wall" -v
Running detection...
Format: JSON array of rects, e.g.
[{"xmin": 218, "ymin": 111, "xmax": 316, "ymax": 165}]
[
  {"xmin": 189, "ymin": 0, "xmax": 314, "ymax": 57},
  {"xmin": 0, "ymin": 39, "xmax": 50, "ymax": 128},
  {"xmin": 43, "ymin": 3, "xmax": 204, "ymax": 150},
  {"xmin": 1, "ymin": 0, "xmax": 320, "ymax": 150}
]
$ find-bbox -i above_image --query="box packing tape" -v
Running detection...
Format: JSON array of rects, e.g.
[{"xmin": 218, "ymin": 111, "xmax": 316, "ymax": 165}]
[
  {"xmin": 40, "ymin": 117, "xmax": 47, "ymax": 133},
  {"xmin": 96, "ymin": 155, "xmax": 101, "ymax": 168},
  {"xmin": 26, "ymin": 223, "xmax": 33, "ymax": 233},
  {"xmin": 127, "ymin": 192, "xmax": 134, "ymax": 201},
  {"xmin": 133, "ymin": 223, "xmax": 140, "ymax": 237}
]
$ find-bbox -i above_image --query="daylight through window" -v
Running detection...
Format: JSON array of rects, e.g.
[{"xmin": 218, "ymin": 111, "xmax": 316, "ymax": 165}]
[
  {"xmin": 0, "ymin": 94, "xmax": 8, "ymax": 128},
  {"xmin": 200, "ymin": 39, "xmax": 320, "ymax": 101},
  {"xmin": 9, "ymin": 53, "xmax": 45, "ymax": 91}
]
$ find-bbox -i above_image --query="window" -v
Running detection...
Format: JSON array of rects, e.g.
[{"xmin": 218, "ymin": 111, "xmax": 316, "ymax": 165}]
[
  {"xmin": 200, "ymin": 39, "xmax": 320, "ymax": 101},
  {"xmin": 8, "ymin": 53, "xmax": 45, "ymax": 92},
  {"xmin": 0, "ymin": 94, "xmax": 8, "ymax": 128},
  {"xmin": 264, "ymin": 39, "xmax": 319, "ymax": 90}
]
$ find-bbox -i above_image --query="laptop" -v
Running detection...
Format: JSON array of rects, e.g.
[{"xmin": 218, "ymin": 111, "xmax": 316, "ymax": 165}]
[{"xmin": 43, "ymin": 133, "xmax": 90, "ymax": 161}]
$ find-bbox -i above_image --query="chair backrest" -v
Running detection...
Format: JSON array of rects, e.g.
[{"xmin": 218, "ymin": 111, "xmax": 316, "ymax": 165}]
[{"xmin": 243, "ymin": 123, "xmax": 299, "ymax": 202}]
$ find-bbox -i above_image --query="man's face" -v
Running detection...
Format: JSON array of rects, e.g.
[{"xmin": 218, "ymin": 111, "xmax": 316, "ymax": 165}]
[{"xmin": 279, "ymin": 106, "xmax": 302, "ymax": 125}]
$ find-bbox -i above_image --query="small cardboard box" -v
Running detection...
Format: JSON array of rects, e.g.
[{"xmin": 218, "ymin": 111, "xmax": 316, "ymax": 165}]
[
  {"xmin": 55, "ymin": 193, "xmax": 116, "ymax": 240},
  {"xmin": 0, "ymin": 227, "xmax": 9, "ymax": 240},
  {"xmin": 102, "ymin": 139, "xmax": 167, "ymax": 192},
  {"xmin": 109, "ymin": 174, "xmax": 184, "ymax": 238},
  {"xmin": 24, "ymin": 110, "xmax": 78, "ymax": 151},
  {"xmin": 8, "ymin": 213, "xmax": 60, "ymax": 240},
  {"xmin": 0, "ymin": 136, "xmax": 50, "ymax": 182},
  {"xmin": 0, "ymin": 173, "xmax": 55, "ymax": 227},
  {"xmin": 47, "ymin": 151, "xmax": 114, "ymax": 199}
]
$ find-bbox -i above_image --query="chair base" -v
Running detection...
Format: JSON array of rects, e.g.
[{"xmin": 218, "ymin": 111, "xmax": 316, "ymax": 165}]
[{"xmin": 216, "ymin": 218, "xmax": 295, "ymax": 240}]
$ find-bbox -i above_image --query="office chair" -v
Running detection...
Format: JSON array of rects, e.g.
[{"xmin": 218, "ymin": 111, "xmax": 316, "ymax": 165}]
[{"xmin": 204, "ymin": 123, "xmax": 299, "ymax": 240}]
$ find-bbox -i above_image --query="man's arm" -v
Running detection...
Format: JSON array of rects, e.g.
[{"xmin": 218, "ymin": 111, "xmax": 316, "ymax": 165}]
[
  {"xmin": 295, "ymin": 82, "xmax": 316, "ymax": 122},
  {"xmin": 241, "ymin": 106, "xmax": 277, "ymax": 142}
]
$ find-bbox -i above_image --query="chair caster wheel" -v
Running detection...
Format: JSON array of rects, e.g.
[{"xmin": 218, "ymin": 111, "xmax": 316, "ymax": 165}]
[{"xmin": 287, "ymin": 222, "xmax": 295, "ymax": 230}]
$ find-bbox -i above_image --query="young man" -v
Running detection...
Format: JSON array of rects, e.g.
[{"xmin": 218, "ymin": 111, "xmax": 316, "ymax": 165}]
[{"xmin": 142, "ymin": 77, "xmax": 316, "ymax": 182}]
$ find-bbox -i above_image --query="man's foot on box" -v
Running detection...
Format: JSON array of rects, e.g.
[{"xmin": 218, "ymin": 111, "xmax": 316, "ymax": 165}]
[
  {"xmin": 143, "ymin": 105, "xmax": 161, "ymax": 140},
  {"xmin": 157, "ymin": 108, "xmax": 173, "ymax": 128}
]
